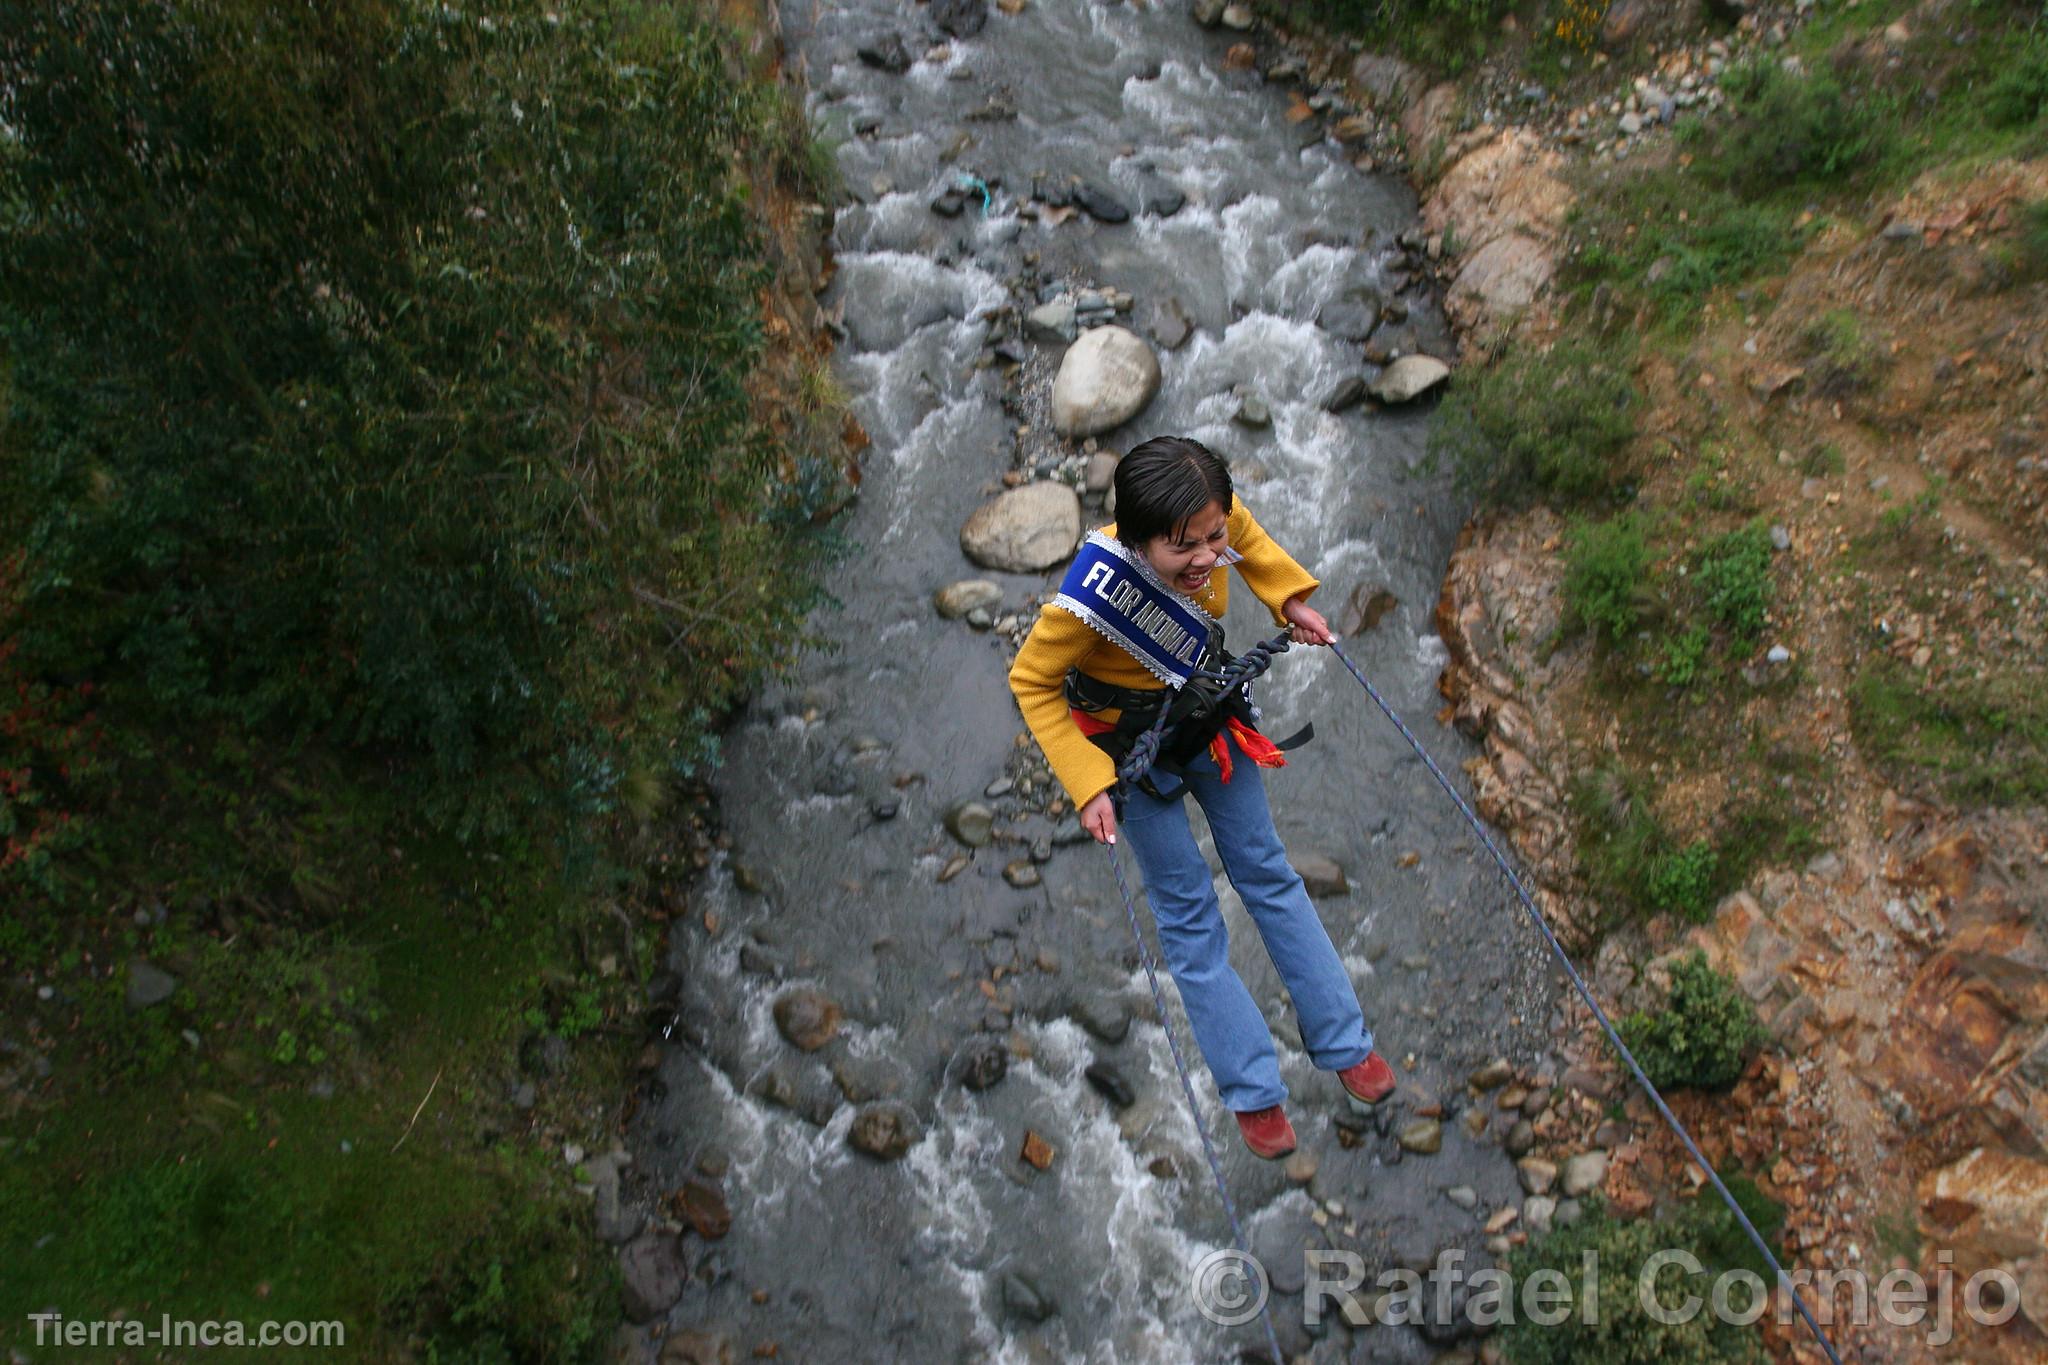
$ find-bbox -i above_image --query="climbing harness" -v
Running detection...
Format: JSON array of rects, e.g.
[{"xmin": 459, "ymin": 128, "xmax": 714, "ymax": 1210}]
[{"xmin": 1100, "ymin": 635, "xmax": 1846, "ymax": 1365}]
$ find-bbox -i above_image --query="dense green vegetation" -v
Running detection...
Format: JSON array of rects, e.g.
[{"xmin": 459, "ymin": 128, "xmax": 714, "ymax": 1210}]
[
  {"xmin": 0, "ymin": 0, "xmax": 839, "ymax": 1354},
  {"xmin": 1497, "ymin": 1198, "xmax": 1768, "ymax": 1365},
  {"xmin": 1429, "ymin": 340, "xmax": 1641, "ymax": 505},
  {"xmin": 1619, "ymin": 951, "xmax": 1766, "ymax": 1091}
]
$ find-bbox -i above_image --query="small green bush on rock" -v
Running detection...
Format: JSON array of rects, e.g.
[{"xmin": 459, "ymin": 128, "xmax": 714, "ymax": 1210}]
[
  {"xmin": 1430, "ymin": 341, "xmax": 1640, "ymax": 507},
  {"xmin": 1694, "ymin": 522, "xmax": 1775, "ymax": 643},
  {"xmin": 1498, "ymin": 1198, "xmax": 1767, "ymax": 1365},
  {"xmin": 1619, "ymin": 951, "xmax": 1765, "ymax": 1091},
  {"xmin": 1562, "ymin": 514, "xmax": 1652, "ymax": 645}
]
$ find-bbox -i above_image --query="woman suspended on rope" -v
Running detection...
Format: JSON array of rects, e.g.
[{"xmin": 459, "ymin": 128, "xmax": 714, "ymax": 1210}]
[{"xmin": 1008, "ymin": 435, "xmax": 1395, "ymax": 1160}]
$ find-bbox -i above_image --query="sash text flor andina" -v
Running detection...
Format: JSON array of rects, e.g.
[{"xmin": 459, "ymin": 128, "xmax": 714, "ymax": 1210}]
[{"xmin": 1052, "ymin": 532, "xmax": 1228, "ymax": 686}]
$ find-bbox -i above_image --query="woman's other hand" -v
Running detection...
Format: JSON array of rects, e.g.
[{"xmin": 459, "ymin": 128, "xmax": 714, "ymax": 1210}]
[
  {"xmin": 1281, "ymin": 595, "xmax": 1334, "ymax": 646},
  {"xmin": 1080, "ymin": 790, "xmax": 1118, "ymax": 844}
]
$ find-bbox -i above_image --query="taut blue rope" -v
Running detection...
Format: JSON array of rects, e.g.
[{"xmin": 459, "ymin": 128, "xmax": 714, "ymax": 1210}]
[{"xmin": 1324, "ymin": 640, "xmax": 1844, "ymax": 1365}]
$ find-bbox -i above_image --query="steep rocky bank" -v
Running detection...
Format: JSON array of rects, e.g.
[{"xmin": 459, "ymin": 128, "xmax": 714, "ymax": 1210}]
[{"xmin": 1246, "ymin": 0, "xmax": 2048, "ymax": 1358}]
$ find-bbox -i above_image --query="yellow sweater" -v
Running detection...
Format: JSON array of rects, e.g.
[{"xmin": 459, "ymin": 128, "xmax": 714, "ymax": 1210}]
[{"xmin": 1008, "ymin": 495, "xmax": 1319, "ymax": 810}]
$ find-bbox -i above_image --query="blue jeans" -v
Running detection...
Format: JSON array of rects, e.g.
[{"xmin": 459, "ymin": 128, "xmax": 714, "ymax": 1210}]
[{"xmin": 1119, "ymin": 731, "xmax": 1374, "ymax": 1112}]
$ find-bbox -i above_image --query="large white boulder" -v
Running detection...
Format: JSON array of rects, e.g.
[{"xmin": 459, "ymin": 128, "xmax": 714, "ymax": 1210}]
[
  {"xmin": 1370, "ymin": 354, "xmax": 1451, "ymax": 404},
  {"xmin": 1051, "ymin": 325, "xmax": 1160, "ymax": 438},
  {"xmin": 959, "ymin": 482, "xmax": 1082, "ymax": 572}
]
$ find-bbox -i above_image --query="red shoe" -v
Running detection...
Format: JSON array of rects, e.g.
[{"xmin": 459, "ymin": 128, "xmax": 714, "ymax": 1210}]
[
  {"xmin": 1234, "ymin": 1105, "xmax": 1297, "ymax": 1160},
  {"xmin": 1338, "ymin": 1052, "xmax": 1397, "ymax": 1108}
]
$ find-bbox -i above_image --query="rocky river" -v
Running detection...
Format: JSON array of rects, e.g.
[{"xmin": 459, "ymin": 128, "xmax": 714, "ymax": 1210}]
[{"xmin": 623, "ymin": 2, "xmax": 1567, "ymax": 1359}]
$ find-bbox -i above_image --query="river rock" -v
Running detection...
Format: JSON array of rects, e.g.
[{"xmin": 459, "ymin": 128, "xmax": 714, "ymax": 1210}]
[
  {"xmin": 675, "ymin": 1175, "xmax": 732, "ymax": 1240},
  {"xmin": 619, "ymin": 1231, "xmax": 688, "ymax": 1323},
  {"xmin": 1142, "ymin": 297, "xmax": 1191, "ymax": 351},
  {"xmin": 1003, "ymin": 859, "xmax": 1041, "ymax": 888},
  {"xmin": 1469, "ymin": 1057, "xmax": 1514, "ymax": 1091},
  {"xmin": 1369, "ymin": 354, "xmax": 1451, "ymax": 403},
  {"xmin": 1002, "ymin": 1271, "xmax": 1056, "ymax": 1323},
  {"xmin": 660, "ymin": 1331, "xmax": 734, "ymax": 1365},
  {"xmin": 1322, "ymin": 375, "xmax": 1368, "ymax": 413},
  {"xmin": 856, "ymin": 34, "xmax": 912, "ymax": 75},
  {"xmin": 1083, "ymin": 451, "xmax": 1120, "ymax": 494},
  {"xmin": 1073, "ymin": 181, "xmax": 1130, "ymax": 224},
  {"xmin": 930, "ymin": 0, "xmax": 987, "ymax": 38},
  {"xmin": 1504, "ymin": 1119, "xmax": 1537, "ymax": 1157},
  {"xmin": 1516, "ymin": 1157, "xmax": 1558, "ymax": 1195},
  {"xmin": 1193, "ymin": 0, "xmax": 1227, "ymax": 26},
  {"xmin": 1073, "ymin": 996, "xmax": 1132, "ymax": 1043},
  {"xmin": 945, "ymin": 799, "xmax": 996, "ymax": 847},
  {"xmin": 1334, "ymin": 583, "xmax": 1398, "ymax": 636},
  {"xmin": 1026, "ymin": 300, "xmax": 1078, "ymax": 343},
  {"xmin": 1523, "ymin": 1195, "xmax": 1557, "ymax": 1235},
  {"xmin": 127, "ymin": 960, "xmax": 178, "ymax": 1010},
  {"xmin": 935, "ymin": 579, "xmax": 1002, "ymax": 619},
  {"xmin": 1318, "ymin": 297, "xmax": 1380, "ymax": 341},
  {"xmin": 591, "ymin": 1154, "xmax": 645, "ymax": 1245},
  {"xmin": 1085, "ymin": 1061, "xmax": 1135, "ymax": 1108},
  {"xmin": 960, "ymin": 482, "xmax": 1082, "ymax": 571},
  {"xmin": 848, "ymin": 1102, "xmax": 922, "ymax": 1160},
  {"xmin": 1290, "ymin": 852, "xmax": 1348, "ymax": 899},
  {"xmin": 1052, "ymin": 326, "xmax": 1160, "ymax": 438},
  {"xmin": 1221, "ymin": 3, "xmax": 1254, "ymax": 30},
  {"xmin": 1143, "ymin": 188, "xmax": 1185, "ymax": 218},
  {"xmin": 951, "ymin": 1035, "xmax": 1010, "ymax": 1091},
  {"xmin": 772, "ymin": 987, "xmax": 842, "ymax": 1052},
  {"xmin": 1398, "ymin": 1118, "xmax": 1443, "ymax": 1154},
  {"xmin": 1562, "ymin": 1150, "xmax": 1609, "ymax": 1197}
]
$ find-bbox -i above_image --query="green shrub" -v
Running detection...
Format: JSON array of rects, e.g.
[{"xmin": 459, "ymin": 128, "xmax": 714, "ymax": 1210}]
[
  {"xmin": 1498, "ymin": 1199, "xmax": 1768, "ymax": 1365},
  {"xmin": 1259, "ymin": 0, "xmax": 1512, "ymax": 74},
  {"xmin": 1566, "ymin": 180, "xmax": 1806, "ymax": 326},
  {"xmin": 1646, "ymin": 839, "xmax": 1718, "ymax": 919},
  {"xmin": 1694, "ymin": 522, "xmax": 1775, "ymax": 642},
  {"xmin": 1710, "ymin": 57, "xmax": 1897, "ymax": 193},
  {"xmin": 1851, "ymin": 656, "xmax": 2048, "ymax": 806},
  {"xmin": 1985, "ymin": 33, "xmax": 2048, "ymax": 129},
  {"xmin": 0, "ymin": 0, "xmax": 840, "ymax": 852},
  {"xmin": 1619, "ymin": 951, "xmax": 1765, "ymax": 1091},
  {"xmin": 1802, "ymin": 308, "xmax": 1887, "ymax": 397},
  {"xmin": 1430, "ymin": 342, "xmax": 1641, "ymax": 506},
  {"xmin": 2015, "ymin": 199, "xmax": 2048, "ymax": 281},
  {"xmin": 1658, "ymin": 623, "xmax": 1710, "ymax": 687},
  {"xmin": 1563, "ymin": 514, "xmax": 1652, "ymax": 645}
]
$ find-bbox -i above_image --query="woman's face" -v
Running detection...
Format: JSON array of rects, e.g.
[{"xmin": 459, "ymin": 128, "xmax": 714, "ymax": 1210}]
[{"xmin": 1141, "ymin": 499, "xmax": 1229, "ymax": 596}]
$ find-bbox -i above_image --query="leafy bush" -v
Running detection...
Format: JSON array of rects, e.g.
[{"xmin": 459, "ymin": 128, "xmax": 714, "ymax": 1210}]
[
  {"xmin": 0, "ymin": 1, "xmax": 840, "ymax": 850},
  {"xmin": 0, "ymin": 554, "xmax": 106, "ymax": 901},
  {"xmin": 1985, "ymin": 32, "xmax": 2048, "ymax": 129},
  {"xmin": 1565, "ymin": 172, "xmax": 1808, "ymax": 326},
  {"xmin": 1802, "ymin": 309, "xmax": 1887, "ymax": 397},
  {"xmin": 1694, "ymin": 522, "xmax": 1774, "ymax": 642},
  {"xmin": 1258, "ymin": 0, "xmax": 1513, "ymax": 74},
  {"xmin": 1498, "ymin": 1198, "xmax": 1767, "ymax": 1365},
  {"xmin": 1710, "ymin": 57, "xmax": 1897, "ymax": 193},
  {"xmin": 1562, "ymin": 514, "xmax": 1652, "ymax": 645},
  {"xmin": 1619, "ymin": 951, "xmax": 1765, "ymax": 1091},
  {"xmin": 1851, "ymin": 656, "xmax": 2048, "ymax": 806},
  {"xmin": 1658, "ymin": 624, "xmax": 1710, "ymax": 687},
  {"xmin": 1430, "ymin": 342, "xmax": 1641, "ymax": 506},
  {"xmin": 1646, "ymin": 839, "xmax": 1717, "ymax": 920}
]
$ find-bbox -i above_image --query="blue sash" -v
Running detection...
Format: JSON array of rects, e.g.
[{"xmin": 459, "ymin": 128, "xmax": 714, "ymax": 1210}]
[{"xmin": 1052, "ymin": 532, "xmax": 1220, "ymax": 687}]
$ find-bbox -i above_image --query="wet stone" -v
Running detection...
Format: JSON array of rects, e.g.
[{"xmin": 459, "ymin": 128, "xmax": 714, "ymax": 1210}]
[
  {"xmin": 1073, "ymin": 996, "xmax": 1131, "ymax": 1043},
  {"xmin": 1002, "ymin": 1271, "xmax": 1056, "ymax": 1323},
  {"xmin": 1073, "ymin": 182, "xmax": 1129, "ymax": 224},
  {"xmin": 772, "ymin": 988, "xmax": 842, "ymax": 1051},
  {"xmin": 951, "ymin": 1035, "xmax": 1010, "ymax": 1091},
  {"xmin": 1469, "ymin": 1057, "xmax": 1514, "ymax": 1091},
  {"xmin": 1321, "ymin": 375, "xmax": 1369, "ymax": 413},
  {"xmin": 946, "ymin": 800, "xmax": 996, "ymax": 847},
  {"xmin": 1445, "ymin": 1185, "xmax": 1478, "ymax": 1210},
  {"xmin": 848, "ymin": 1102, "xmax": 921, "ymax": 1160},
  {"xmin": 868, "ymin": 796, "xmax": 900, "ymax": 821},
  {"xmin": 1398, "ymin": 1118, "xmax": 1443, "ymax": 1154},
  {"xmin": 1504, "ymin": 1119, "xmax": 1537, "ymax": 1158},
  {"xmin": 1085, "ymin": 1061, "xmax": 1135, "ymax": 1108},
  {"xmin": 855, "ymin": 34, "xmax": 912, "ymax": 75},
  {"xmin": 1003, "ymin": 860, "xmax": 1041, "ymax": 889},
  {"xmin": 618, "ymin": 1231, "xmax": 688, "ymax": 1323}
]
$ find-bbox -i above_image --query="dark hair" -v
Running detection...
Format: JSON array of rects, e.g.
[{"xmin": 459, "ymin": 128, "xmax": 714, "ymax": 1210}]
[{"xmin": 1113, "ymin": 436, "xmax": 1232, "ymax": 548}]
